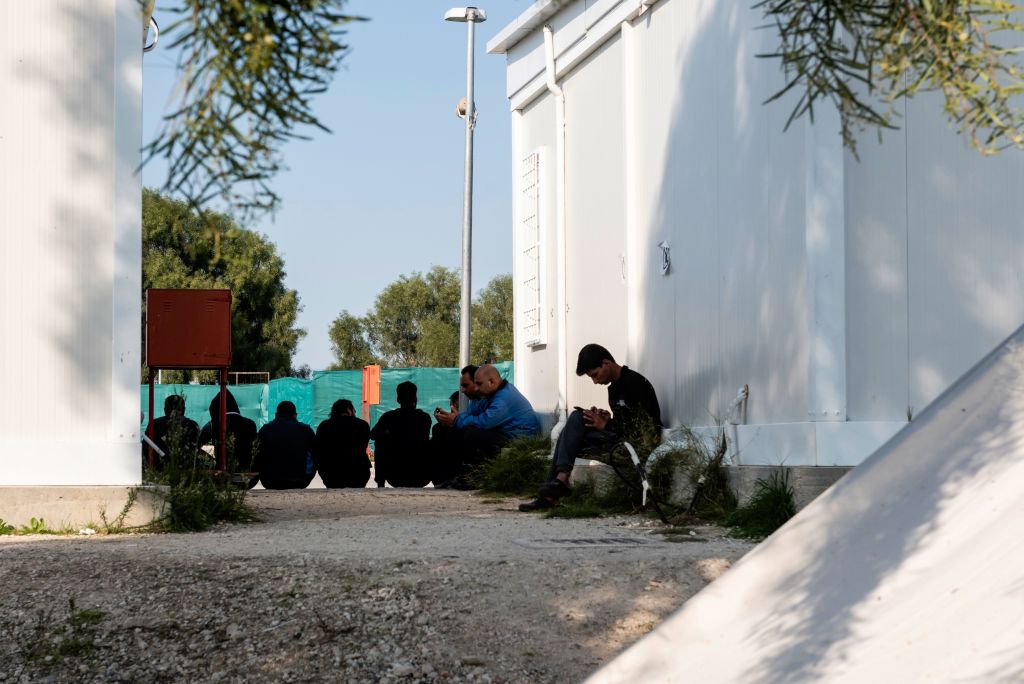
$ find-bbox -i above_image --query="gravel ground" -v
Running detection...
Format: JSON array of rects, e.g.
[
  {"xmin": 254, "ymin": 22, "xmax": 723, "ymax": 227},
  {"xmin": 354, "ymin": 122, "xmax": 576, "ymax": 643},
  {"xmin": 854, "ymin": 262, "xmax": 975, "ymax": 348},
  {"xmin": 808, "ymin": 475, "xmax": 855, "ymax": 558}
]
[{"xmin": 0, "ymin": 489, "xmax": 755, "ymax": 683}]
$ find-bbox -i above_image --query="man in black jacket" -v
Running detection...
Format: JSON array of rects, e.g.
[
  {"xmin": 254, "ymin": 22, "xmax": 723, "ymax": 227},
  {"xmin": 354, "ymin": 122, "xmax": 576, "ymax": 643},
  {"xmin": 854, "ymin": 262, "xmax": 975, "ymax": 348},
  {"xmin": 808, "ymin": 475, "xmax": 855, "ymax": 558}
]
[
  {"xmin": 148, "ymin": 394, "xmax": 200, "ymax": 469},
  {"xmin": 370, "ymin": 381, "xmax": 431, "ymax": 488},
  {"xmin": 256, "ymin": 401, "xmax": 317, "ymax": 489},
  {"xmin": 199, "ymin": 390, "xmax": 259, "ymax": 488},
  {"xmin": 315, "ymin": 399, "xmax": 371, "ymax": 488},
  {"xmin": 519, "ymin": 343, "xmax": 662, "ymax": 512}
]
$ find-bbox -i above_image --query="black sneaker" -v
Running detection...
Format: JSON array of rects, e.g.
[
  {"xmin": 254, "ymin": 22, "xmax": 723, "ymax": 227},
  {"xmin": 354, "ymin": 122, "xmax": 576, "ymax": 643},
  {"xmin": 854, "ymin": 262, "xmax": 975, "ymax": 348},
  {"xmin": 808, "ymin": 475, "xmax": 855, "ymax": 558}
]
[
  {"xmin": 518, "ymin": 497, "xmax": 556, "ymax": 512},
  {"xmin": 538, "ymin": 479, "xmax": 572, "ymax": 499}
]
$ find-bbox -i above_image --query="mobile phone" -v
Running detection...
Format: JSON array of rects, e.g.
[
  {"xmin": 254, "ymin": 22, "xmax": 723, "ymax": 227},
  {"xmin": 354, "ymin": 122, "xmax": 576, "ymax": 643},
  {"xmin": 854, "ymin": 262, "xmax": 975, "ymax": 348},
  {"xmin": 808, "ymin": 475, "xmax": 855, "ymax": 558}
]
[{"xmin": 434, "ymin": 407, "xmax": 442, "ymax": 415}]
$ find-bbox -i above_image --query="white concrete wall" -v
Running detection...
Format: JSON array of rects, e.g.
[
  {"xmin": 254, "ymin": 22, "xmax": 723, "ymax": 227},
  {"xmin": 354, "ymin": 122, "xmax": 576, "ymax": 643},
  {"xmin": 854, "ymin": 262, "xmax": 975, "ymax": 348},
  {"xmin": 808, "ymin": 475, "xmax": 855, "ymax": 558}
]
[
  {"xmin": 493, "ymin": 0, "xmax": 1024, "ymax": 466},
  {"xmin": 0, "ymin": 0, "xmax": 142, "ymax": 485}
]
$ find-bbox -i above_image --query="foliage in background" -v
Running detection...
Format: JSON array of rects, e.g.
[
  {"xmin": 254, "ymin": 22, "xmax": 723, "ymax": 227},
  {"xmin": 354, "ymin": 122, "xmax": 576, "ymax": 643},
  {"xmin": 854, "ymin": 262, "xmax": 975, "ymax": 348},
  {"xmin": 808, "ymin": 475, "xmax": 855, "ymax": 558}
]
[
  {"xmin": 725, "ymin": 468, "xmax": 797, "ymax": 538},
  {"xmin": 143, "ymin": 189, "xmax": 305, "ymax": 381},
  {"xmin": 760, "ymin": 0, "xmax": 1024, "ymax": 154},
  {"xmin": 143, "ymin": 0, "xmax": 364, "ymax": 219},
  {"xmin": 327, "ymin": 267, "xmax": 514, "ymax": 369},
  {"xmin": 469, "ymin": 275, "xmax": 514, "ymax": 364},
  {"xmin": 470, "ymin": 435, "xmax": 551, "ymax": 495},
  {"xmin": 328, "ymin": 311, "xmax": 380, "ymax": 370}
]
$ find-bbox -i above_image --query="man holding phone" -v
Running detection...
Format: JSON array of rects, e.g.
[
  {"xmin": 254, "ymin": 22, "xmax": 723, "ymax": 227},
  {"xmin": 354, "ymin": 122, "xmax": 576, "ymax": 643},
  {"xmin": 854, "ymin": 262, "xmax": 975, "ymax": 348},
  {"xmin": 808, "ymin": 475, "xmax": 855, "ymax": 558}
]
[{"xmin": 519, "ymin": 343, "xmax": 662, "ymax": 512}]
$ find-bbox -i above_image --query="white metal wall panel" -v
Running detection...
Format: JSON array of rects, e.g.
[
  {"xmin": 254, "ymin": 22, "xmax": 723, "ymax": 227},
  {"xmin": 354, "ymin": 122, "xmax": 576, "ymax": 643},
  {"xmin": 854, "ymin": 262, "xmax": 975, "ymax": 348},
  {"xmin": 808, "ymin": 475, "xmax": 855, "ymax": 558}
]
[
  {"xmin": 512, "ymin": 93, "xmax": 561, "ymax": 419},
  {"xmin": 630, "ymin": 0, "xmax": 810, "ymax": 427},
  {"xmin": 713, "ymin": 1, "xmax": 810, "ymax": 427},
  {"xmin": 0, "ymin": 0, "xmax": 141, "ymax": 484},
  {"xmin": 905, "ymin": 91, "xmax": 1024, "ymax": 415},
  {"xmin": 845, "ymin": 106, "xmax": 911, "ymax": 422},
  {"xmin": 563, "ymin": 38, "xmax": 628, "ymax": 412}
]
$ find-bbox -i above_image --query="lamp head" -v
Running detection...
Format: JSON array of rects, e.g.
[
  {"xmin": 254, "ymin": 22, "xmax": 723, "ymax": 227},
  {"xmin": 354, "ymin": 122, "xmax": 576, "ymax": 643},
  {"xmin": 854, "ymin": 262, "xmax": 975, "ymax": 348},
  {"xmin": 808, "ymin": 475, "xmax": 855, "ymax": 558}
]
[{"xmin": 444, "ymin": 6, "xmax": 487, "ymax": 22}]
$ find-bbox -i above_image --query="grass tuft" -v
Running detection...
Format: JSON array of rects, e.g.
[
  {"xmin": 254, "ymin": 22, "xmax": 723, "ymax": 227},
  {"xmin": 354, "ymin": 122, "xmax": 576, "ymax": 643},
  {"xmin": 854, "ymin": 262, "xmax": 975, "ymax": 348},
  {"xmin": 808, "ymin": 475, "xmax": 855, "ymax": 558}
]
[
  {"xmin": 470, "ymin": 435, "xmax": 551, "ymax": 496},
  {"xmin": 725, "ymin": 468, "xmax": 797, "ymax": 539}
]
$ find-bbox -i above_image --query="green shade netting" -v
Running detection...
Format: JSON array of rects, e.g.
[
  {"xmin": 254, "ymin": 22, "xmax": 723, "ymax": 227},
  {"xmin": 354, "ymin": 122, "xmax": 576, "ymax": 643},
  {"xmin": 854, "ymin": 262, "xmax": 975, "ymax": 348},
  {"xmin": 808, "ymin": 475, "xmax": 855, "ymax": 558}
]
[{"xmin": 141, "ymin": 362, "xmax": 513, "ymax": 432}]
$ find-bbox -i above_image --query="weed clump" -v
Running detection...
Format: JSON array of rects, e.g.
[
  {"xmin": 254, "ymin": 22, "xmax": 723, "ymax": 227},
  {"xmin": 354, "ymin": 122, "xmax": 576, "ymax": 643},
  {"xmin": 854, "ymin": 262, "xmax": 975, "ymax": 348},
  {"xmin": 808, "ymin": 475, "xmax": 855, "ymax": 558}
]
[
  {"xmin": 470, "ymin": 435, "xmax": 551, "ymax": 496},
  {"xmin": 146, "ymin": 419, "xmax": 255, "ymax": 532},
  {"xmin": 726, "ymin": 468, "xmax": 797, "ymax": 539},
  {"xmin": 18, "ymin": 599, "xmax": 106, "ymax": 665}
]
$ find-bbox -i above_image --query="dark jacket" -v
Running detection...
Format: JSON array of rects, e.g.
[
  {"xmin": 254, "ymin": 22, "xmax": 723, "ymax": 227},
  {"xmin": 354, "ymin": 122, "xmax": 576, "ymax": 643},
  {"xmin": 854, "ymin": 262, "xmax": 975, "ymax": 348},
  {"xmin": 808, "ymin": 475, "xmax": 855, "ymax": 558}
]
[
  {"xmin": 149, "ymin": 414, "xmax": 200, "ymax": 469},
  {"xmin": 607, "ymin": 366, "xmax": 663, "ymax": 440},
  {"xmin": 315, "ymin": 415, "xmax": 371, "ymax": 488},
  {"xmin": 370, "ymin": 407, "xmax": 431, "ymax": 487},
  {"xmin": 256, "ymin": 416, "xmax": 316, "ymax": 489},
  {"xmin": 453, "ymin": 381, "xmax": 540, "ymax": 437},
  {"xmin": 199, "ymin": 412, "xmax": 258, "ymax": 473}
]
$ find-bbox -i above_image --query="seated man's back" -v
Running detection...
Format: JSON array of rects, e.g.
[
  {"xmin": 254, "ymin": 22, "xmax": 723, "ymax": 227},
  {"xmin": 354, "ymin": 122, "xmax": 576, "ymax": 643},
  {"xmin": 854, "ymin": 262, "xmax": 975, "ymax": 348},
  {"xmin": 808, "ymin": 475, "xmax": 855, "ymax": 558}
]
[
  {"xmin": 199, "ymin": 391, "xmax": 259, "ymax": 485},
  {"xmin": 256, "ymin": 401, "xmax": 316, "ymax": 489},
  {"xmin": 315, "ymin": 399, "xmax": 371, "ymax": 488},
  {"xmin": 370, "ymin": 381, "xmax": 431, "ymax": 488},
  {"xmin": 149, "ymin": 395, "xmax": 200, "ymax": 468}
]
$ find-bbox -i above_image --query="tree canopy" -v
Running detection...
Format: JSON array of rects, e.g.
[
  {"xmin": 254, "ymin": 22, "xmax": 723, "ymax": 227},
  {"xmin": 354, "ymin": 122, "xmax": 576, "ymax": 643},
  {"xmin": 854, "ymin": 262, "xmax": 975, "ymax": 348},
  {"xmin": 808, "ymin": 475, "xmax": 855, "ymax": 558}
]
[
  {"xmin": 142, "ymin": 189, "xmax": 305, "ymax": 381},
  {"xmin": 328, "ymin": 268, "xmax": 513, "ymax": 369},
  {"xmin": 143, "ymin": 0, "xmax": 364, "ymax": 218},
  {"xmin": 760, "ymin": 1, "xmax": 1024, "ymax": 154}
]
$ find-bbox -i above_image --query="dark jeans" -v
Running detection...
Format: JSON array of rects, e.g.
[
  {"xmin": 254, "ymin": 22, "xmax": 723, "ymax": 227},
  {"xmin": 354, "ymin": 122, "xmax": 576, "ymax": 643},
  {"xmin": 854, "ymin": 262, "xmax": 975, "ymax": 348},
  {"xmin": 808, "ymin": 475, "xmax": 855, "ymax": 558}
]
[
  {"xmin": 548, "ymin": 409, "xmax": 620, "ymax": 481},
  {"xmin": 461, "ymin": 426, "xmax": 512, "ymax": 468}
]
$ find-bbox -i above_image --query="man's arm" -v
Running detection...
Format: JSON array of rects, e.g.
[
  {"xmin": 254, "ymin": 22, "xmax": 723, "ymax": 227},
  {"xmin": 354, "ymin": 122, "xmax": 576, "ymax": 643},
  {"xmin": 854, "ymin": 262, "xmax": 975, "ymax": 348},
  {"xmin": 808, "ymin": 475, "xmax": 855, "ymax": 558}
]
[{"xmin": 454, "ymin": 393, "xmax": 510, "ymax": 431}]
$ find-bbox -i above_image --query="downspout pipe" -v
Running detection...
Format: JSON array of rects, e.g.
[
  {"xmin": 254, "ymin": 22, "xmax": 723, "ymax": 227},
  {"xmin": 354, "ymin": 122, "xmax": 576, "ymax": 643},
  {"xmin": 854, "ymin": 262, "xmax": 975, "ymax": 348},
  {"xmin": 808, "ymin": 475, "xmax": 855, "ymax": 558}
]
[{"xmin": 543, "ymin": 24, "xmax": 569, "ymax": 443}]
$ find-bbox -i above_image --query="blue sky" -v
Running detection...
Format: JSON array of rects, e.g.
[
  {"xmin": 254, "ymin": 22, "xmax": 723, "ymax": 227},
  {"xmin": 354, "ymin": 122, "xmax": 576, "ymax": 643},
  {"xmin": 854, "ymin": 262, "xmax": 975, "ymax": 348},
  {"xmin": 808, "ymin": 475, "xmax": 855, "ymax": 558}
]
[{"xmin": 142, "ymin": 2, "xmax": 530, "ymax": 370}]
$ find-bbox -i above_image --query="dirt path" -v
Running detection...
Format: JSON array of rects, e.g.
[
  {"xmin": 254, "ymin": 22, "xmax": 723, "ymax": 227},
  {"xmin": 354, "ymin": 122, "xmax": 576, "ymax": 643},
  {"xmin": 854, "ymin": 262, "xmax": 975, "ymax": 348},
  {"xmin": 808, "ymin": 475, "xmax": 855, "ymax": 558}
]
[{"xmin": 0, "ymin": 490, "xmax": 754, "ymax": 683}]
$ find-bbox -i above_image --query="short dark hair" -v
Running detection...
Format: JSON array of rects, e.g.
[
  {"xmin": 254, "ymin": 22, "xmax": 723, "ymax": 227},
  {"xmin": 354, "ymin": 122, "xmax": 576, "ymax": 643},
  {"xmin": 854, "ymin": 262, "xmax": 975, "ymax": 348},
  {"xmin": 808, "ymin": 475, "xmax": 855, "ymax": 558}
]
[
  {"xmin": 396, "ymin": 381, "xmax": 417, "ymax": 407},
  {"xmin": 460, "ymin": 364, "xmax": 478, "ymax": 378},
  {"xmin": 163, "ymin": 394, "xmax": 185, "ymax": 416},
  {"xmin": 576, "ymin": 344, "xmax": 615, "ymax": 375},
  {"xmin": 449, "ymin": 391, "xmax": 460, "ymax": 409},
  {"xmin": 276, "ymin": 400, "xmax": 297, "ymax": 417},
  {"xmin": 331, "ymin": 399, "xmax": 355, "ymax": 418}
]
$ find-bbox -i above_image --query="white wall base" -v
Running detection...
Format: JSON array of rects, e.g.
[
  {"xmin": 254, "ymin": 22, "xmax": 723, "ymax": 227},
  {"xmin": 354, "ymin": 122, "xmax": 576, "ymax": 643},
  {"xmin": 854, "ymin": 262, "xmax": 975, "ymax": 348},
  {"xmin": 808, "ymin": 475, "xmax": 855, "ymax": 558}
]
[
  {"xmin": 0, "ymin": 441, "xmax": 140, "ymax": 486},
  {"xmin": 682, "ymin": 420, "xmax": 906, "ymax": 467}
]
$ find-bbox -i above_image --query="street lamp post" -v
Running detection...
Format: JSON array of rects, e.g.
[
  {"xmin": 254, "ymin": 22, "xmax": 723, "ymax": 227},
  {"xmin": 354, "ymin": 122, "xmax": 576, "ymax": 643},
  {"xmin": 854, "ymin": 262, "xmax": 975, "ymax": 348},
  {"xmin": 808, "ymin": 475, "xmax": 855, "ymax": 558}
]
[{"xmin": 445, "ymin": 6, "xmax": 486, "ymax": 412}]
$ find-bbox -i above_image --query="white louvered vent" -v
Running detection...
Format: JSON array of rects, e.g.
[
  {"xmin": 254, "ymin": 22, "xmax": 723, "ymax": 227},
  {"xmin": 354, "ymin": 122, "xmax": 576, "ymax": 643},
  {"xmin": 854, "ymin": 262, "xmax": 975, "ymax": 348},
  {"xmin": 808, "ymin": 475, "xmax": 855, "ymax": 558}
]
[{"xmin": 520, "ymin": 150, "xmax": 544, "ymax": 346}]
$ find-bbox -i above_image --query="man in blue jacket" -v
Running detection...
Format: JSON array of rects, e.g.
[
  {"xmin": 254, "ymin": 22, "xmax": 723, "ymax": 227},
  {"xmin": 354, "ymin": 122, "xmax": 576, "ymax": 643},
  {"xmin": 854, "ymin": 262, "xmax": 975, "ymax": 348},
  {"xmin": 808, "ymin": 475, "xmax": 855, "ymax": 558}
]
[{"xmin": 436, "ymin": 364, "xmax": 540, "ymax": 476}]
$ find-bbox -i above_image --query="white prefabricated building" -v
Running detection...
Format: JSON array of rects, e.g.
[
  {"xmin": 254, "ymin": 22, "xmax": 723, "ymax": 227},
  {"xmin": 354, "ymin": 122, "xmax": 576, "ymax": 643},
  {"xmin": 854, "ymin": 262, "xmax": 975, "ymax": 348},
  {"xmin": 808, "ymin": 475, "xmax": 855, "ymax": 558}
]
[
  {"xmin": 490, "ymin": 0, "xmax": 1024, "ymax": 467},
  {"xmin": 0, "ymin": 0, "xmax": 142, "ymax": 486}
]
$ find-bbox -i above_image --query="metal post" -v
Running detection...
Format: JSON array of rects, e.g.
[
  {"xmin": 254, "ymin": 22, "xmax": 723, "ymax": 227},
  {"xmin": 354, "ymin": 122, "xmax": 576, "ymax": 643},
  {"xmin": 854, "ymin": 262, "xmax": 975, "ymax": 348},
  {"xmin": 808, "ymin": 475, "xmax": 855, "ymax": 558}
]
[
  {"xmin": 217, "ymin": 368, "xmax": 228, "ymax": 472},
  {"xmin": 457, "ymin": 9, "xmax": 478, "ymax": 412},
  {"xmin": 147, "ymin": 371, "xmax": 156, "ymax": 469}
]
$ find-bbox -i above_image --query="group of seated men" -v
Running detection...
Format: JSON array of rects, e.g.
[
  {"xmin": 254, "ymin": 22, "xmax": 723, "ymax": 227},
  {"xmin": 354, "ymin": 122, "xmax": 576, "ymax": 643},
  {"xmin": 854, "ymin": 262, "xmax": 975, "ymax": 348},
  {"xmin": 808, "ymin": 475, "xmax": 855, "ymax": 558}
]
[
  {"xmin": 146, "ymin": 344, "xmax": 662, "ymax": 510},
  {"xmin": 145, "ymin": 362, "xmax": 544, "ymax": 491}
]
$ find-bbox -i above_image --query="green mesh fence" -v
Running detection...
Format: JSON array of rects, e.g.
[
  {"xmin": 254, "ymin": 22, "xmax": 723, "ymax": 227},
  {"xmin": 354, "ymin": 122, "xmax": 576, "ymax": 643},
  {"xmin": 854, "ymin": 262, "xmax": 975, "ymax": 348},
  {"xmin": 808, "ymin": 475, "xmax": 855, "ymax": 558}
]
[
  {"xmin": 310, "ymin": 370, "xmax": 362, "ymax": 426},
  {"xmin": 141, "ymin": 362, "xmax": 512, "ymax": 432},
  {"xmin": 140, "ymin": 383, "xmax": 268, "ymax": 430}
]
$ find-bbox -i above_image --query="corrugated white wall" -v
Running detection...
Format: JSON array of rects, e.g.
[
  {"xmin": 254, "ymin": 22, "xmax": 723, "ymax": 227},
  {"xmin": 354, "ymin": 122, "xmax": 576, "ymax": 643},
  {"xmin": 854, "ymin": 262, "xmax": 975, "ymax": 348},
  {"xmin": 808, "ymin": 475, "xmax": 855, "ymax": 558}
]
[
  {"xmin": 512, "ymin": 93, "xmax": 561, "ymax": 420},
  {"xmin": 563, "ymin": 38, "xmax": 627, "ymax": 412},
  {"xmin": 846, "ymin": 91, "xmax": 1024, "ymax": 422},
  {"xmin": 631, "ymin": 0, "xmax": 811, "ymax": 427},
  {"xmin": 0, "ymin": 0, "xmax": 141, "ymax": 485},
  {"xmin": 497, "ymin": 0, "xmax": 1024, "ymax": 465}
]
